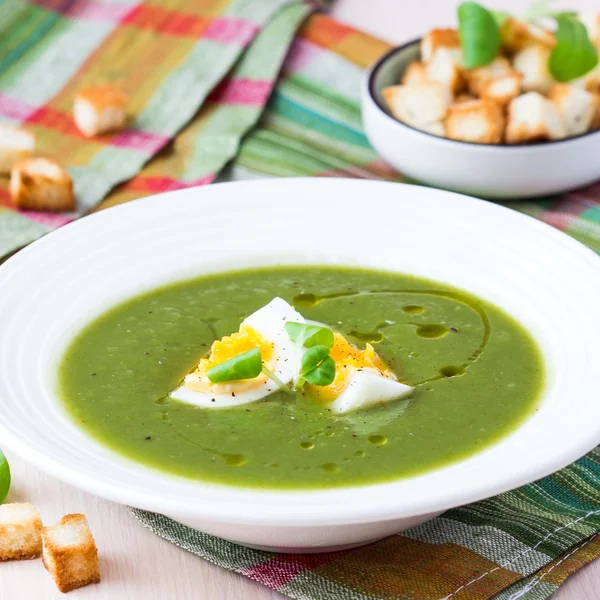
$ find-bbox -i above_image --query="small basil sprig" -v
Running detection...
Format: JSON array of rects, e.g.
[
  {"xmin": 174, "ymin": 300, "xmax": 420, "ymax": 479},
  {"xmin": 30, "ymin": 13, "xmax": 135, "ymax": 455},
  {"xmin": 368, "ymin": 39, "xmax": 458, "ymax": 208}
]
[
  {"xmin": 284, "ymin": 322, "xmax": 334, "ymax": 349},
  {"xmin": 458, "ymin": 2, "xmax": 502, "ymax": 69},
  {"xmin": 206, "ymin": 347, "xmax": 292, "ymax": 392},
  {"xmin": 300, "ymin": 345, "xmax": 336, "ymax": 386},
  {"xmin": 207, "ymin": 348, "xmax": 262, "ymax": 383},
  {"xmin": 549, "ymin": 13, "xmax": 599, "ymax": 82},
  {"xmin": 285, "ymin": 322, "xmax": 336, "ymax": 389}
]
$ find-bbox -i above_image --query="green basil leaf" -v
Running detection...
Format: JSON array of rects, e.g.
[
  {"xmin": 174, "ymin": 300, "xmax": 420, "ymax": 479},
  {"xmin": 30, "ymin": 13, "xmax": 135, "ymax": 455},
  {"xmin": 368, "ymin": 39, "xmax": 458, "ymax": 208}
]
[
  {"xmin": 0, "ymin": 449, "xmax": 10, "ymax": 504},
  {"xmin": 458, "ymin": 2, "xmax": 502, "ymax": 68},
  {"xmin": 549, "ymin": 14, "xmax": 599, "ymax": 82},
  {"xmin": 285, "ymin": 322, "xmax": 334, "ymax": 349},
  {"xmin": 207, "ymin": 347, "xmax": 263, "ymax": 383},
  {"xmin": 301, "ymin": 344, "xmax": 331, "ymax": 374},
  {"xmin": 303, "ymin": 356, "xmax": 336, "ymax": 387}
]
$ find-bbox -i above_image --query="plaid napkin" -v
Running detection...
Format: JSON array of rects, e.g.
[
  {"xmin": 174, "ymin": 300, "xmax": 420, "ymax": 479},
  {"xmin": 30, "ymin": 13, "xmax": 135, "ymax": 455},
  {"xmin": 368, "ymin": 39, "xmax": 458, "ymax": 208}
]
[{"xmin": 2, "ymin": 1, "xmax": 600, "ymax": 598}]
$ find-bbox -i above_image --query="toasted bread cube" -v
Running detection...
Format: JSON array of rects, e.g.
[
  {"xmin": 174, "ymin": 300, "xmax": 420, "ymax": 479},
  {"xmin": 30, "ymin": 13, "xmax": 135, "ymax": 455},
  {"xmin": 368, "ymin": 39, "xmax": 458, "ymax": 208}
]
[
  {"xmin": 401, "ymin": 61, "xmax": 428, "ymax": 86},
  {"xmin": 466, "ymin": 57, "xmax": 513, "ymax": 96},
  {"xmin": 0, "ymin": 503, "xmax": 43, "ymax": 561},
  {"xmin": 0, "ymin": 125, "xmax": 35, "ymax": 175},
  {"xmin": 580, "ymin": 14, "xmax": 600, "ymax": 47},
  {"xmin": 446, "ymin": 99, "xmax": 505, "ymax": 144},
  {"xmin": 592, "ymin": 95, "xmax": 600, "ymax": 129},
  {"xmin": 455, "ymin": 93, "xmax": 477, "ymax": 104},
  {"xmin": 73, "ymin": 85, "xmax": 127, "ymax": 138},
  {"xmin": 426, "ymin": 48, "xmax": 464, "ymax": 94},
  {"xmin": 480, "ymin": 72, "xmax": 522, "ymax": 105},
  {"xmin": 418, "ymin": 120, "xmax": 445, "ymax": 137},
  {"xmin": 383, "ymin": 82, "xmax": 450, "ymax": 128},
  {"xmin": 500, "ymin": 17, "xmax": 556, "ymax": 53},
  {"xmin": 42, "ymin": 514, "xmax": 100, "ymax": 593},
  {"xmin": 420, "ymin": 28, "xmax": 460, "ymax": 62},
  {"xmin": 513, "ymin": 44, "xmax": 554, "ymax": 94},
  {"xmin": 549, "ymin": 83, "xmax": 599, "ymax": 136},
  {"xmin": 10, "ymin": 157, "xmax": 75, "ymax": 212},
  {"xmin": 506, "ymin": 92, "xmax": 566, "ymax": 143}
]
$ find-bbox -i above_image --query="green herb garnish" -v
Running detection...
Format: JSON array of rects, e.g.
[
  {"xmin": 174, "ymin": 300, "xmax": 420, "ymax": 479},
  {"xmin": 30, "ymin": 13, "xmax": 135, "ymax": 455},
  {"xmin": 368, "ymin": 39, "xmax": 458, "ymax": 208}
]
[
  {"xmin": 0, "ymin": 449, "xmax": 10, "ymax": 504},
  {"xmin": 549, "ymin": 13, "xmax": 599, "ymax": 82},
  {"xmin": 285, "ymin": 322, "xmax": 336, "ymax": 389},
  {"xmin": 207, "ymin": 348, "xmax": 263, "ymax": 383},
  {"xmin": 284, "ymin": 322, "xmax": 335, "ymax": 349},
  {"xmin": 458, "ymin": 2, "xmax": 502, "ymax": 68},
  {"xmin": 300, "ymin": 345, "xmax": 336, "ymax": 386}
]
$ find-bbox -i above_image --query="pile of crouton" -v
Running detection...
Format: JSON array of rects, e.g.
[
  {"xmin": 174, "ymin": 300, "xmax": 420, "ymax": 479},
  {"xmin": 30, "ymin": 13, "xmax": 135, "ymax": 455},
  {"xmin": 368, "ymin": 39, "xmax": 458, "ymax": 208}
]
[
  {"xmin": 383, "ymin": 15, "xmax": 600, "ymax": 144},
  {"xmin": 0, "ymin": 503, "xmax": 100, "ymax": 593},
  {"xmin": 1, "ymin": 85, "xmax": 127, "ymax": 212}
]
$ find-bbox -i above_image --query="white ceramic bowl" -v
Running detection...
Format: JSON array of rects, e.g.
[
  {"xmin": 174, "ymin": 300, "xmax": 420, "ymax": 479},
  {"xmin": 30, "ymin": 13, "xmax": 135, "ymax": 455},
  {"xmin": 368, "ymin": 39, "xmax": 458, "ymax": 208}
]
[
  {"xmin": 1, "ymin": 178, "xmax": 600, "ymax": 553},
  {"xmin": 362, "ymin": 41, "xmax": 600, "ymax": 199}
]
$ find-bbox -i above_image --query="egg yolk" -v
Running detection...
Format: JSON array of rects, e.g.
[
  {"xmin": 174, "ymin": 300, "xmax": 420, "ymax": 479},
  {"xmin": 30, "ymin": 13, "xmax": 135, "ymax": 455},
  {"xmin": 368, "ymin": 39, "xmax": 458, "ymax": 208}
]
[
  {"xmin": 184, "ymin": 325, "xmax": 274, "ymax": 392},
  {"xmin": 307, "ymin": 333, "xmax": 396, "ymax": 403}
]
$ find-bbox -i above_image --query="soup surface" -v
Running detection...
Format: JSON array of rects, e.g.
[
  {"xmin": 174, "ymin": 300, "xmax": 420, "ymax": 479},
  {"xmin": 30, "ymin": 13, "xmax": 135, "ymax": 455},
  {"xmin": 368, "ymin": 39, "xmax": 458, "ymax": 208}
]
[{"xmin": 59, "ymin": 266, "xmax": 544, "ymax": 489}]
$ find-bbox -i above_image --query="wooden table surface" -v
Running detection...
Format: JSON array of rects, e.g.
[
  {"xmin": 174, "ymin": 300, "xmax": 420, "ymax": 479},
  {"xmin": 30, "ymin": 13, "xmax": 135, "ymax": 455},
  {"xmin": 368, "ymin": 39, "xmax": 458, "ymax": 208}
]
[{"xmin": 2, "ymin": 0, "xmax": 599, "ymax": 598}]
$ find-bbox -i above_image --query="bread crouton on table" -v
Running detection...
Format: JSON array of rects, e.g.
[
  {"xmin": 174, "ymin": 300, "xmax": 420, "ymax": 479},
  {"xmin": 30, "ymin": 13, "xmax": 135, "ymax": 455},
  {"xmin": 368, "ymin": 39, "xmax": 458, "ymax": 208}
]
[
  {"xmin": 426, "ymin": 48, "xmax": 464, "ymax": 94},
  {"xmin": 549, "ymin": 83, "xmax": 599, "ymax": 136},
  {"xmin": 465, "ymin": 56, "xmax": 513, "ymax": 96},
  {"xmin": 513, "ymin": 44, "xmax": 554, "ymax": 94},
  {"xmin": 500, "ymin": 17, "xmax": 556, "ymax": 53},
  {"xmin": 0, "ymin": 125, "xmax": 35, "ymax": 175},
  {"xmin": 420, "ymin": 28, "xmax": 460, "ymax": 62},
  {"xmin": 42, "ymin": 514, "xmax": 100, "ymax": 593},
  {"xmin": 401, "ymin": 61, "xmax": 428, "ymax": 86},
  {"xmin": 480, "ymin": 71, "xmax": 522, "ymax": 105},
  {"xmin": 9, "ymin": 157, "xmax": 75, "ymax": 212},
  {"xmin": 446, "ymin": 99, "xmax": 505, "ymax": 144},
  {"xmin": 506, "ymin": 91, "xmax": 567, "ymax": 143},
  {"xmin": 383, "ymin": 82, "xmax": 450, "ymax": 131},
  {"xmin": 73, "ymin": 85, "xmax": 127, "ymax": 138},
  {"xmin": 0, "ymin": 503, "xmax": 43, "ymax": 561}
]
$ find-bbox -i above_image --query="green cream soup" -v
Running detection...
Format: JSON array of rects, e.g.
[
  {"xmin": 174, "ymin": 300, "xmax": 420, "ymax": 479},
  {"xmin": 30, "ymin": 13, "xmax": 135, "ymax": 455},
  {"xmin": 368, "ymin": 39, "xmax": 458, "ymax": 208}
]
[{"xmin": 59, "ymin": 266, "xmax": 544, "ymax": 489}]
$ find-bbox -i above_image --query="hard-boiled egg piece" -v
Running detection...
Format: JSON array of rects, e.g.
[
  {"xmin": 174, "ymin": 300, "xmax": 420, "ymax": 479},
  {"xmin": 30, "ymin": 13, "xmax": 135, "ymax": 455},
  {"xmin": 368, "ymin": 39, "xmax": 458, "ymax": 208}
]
[
  {"xmin": 307, "ymin": 333, "xmax": 413, "ymax": 414},
  {"xmin": 170, "ymin": 297, "xmax": 305, "ymax": 408}
]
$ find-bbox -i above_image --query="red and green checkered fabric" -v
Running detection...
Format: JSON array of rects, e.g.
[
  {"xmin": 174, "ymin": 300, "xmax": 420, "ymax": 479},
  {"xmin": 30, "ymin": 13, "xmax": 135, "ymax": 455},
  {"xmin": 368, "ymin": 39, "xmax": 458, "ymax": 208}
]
[{"xmin": 2, "ymin": 1, "xmax": 600, "ymax": 598}]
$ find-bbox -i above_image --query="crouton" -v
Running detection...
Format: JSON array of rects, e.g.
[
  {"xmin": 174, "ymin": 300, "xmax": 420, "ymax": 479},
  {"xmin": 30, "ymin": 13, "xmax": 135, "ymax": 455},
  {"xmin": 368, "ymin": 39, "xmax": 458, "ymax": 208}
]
[
  {"xmin": 506, "ymin": 92, "xmax": 566, "ymax": 143},
  {"xmin": 418, "ymin": 120, "xmax": 445, "ymax": 137},
  {"xmin": 513, "ymin": 44, "xmax": 554, "ymax": 94},
  {"xmin": 0, "ymin": 503, "xmax": 43, "ymax": 561},
  {"xmin": 42, "ymin": 514, "xmax": 100, "ymax": 593},
  {"xmin": 401, "ymin": 61, "xmax": 428, "ymax": 86},
  {"xmin": 73, "ymin": 85, "xmax": 127, "ymax": 138},
  {"xmin": 500, "ymin": 17, "xmax": 556, "ymax": 53},
  {"xmin": 0, "ymin": 125, "xmax": 35, "ymax": 175},
  {"xmin": 383, "ymin": 82, "xmax": 450, "ymax": 128},
  {"xmin": 580, "ymin": 14, "xmax": 600, "ymax": 47},
  {"xmin": 426, "ymin": 48, "xmax": 464, "ymax": 94},
  {"xmin": 9, "ymin": 157, "xmax": 75, "ymax": 212},
  {"xmin": 446, "ymin": 99, "xmax": 505, "ymax": 144},
  {"xmin": 549, "ymin": 84, "xmax": 599, "ymax": 136},
  {"xmin": 592, "ymin": 95, "xmax": 600, "ymax": 129},
  {"xmin": 455, "ymin": 93, "xmax": 477, "ymax": 104},
  {"xmin": 420, "ymin": 28, "xmax": 460, "ymax": 62},
  {"xmin": 465, "ymin": 57, "xmax": 513, "ymax": 96},
  {"xmin": 480, "ymin": 71, "xmax": 522, "ymax": 105}
]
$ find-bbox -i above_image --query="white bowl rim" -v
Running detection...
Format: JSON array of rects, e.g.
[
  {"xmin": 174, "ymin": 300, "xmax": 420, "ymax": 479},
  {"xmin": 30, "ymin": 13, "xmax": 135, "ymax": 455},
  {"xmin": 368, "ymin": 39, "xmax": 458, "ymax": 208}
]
[
  {"xmin": 366, "ymin": 39, "xmax": 600, "ymax": 150},
  {"xmin": 1, "ymin": 178, "xmax": 600, "ymax": 527}
]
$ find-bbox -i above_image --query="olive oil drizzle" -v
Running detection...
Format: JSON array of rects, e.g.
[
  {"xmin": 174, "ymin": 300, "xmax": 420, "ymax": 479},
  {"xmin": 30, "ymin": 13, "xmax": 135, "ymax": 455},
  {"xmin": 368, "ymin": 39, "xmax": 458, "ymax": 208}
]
[{"xmin": 292, "ymin": 289, "xmax": 491, "ymax": 386}]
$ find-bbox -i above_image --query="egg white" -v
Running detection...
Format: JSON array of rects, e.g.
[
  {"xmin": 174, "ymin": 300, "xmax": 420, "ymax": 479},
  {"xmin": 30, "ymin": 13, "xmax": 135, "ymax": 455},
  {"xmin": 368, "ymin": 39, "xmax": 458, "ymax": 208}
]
[
  {"xmin": 170, "ymin": 297, "xmax": 305, "ymax": 409},
  {"xmin": 327, "ymin": 370, "xmax": 414, "ymax": 415}
]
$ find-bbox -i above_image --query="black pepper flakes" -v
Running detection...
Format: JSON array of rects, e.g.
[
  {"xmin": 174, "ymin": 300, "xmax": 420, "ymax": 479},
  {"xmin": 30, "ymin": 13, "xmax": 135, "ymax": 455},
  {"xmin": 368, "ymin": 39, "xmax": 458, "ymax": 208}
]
[{"xmin": 144, "ymin": 436, "xmax": 152, "ymax": 440}]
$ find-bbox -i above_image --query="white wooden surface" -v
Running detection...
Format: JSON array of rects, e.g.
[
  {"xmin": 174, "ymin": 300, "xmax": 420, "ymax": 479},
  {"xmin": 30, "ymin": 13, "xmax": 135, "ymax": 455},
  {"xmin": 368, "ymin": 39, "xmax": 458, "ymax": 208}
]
[{"xmin": 2, "ymin": 1, "xmax": 599, "ymax": 598}]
